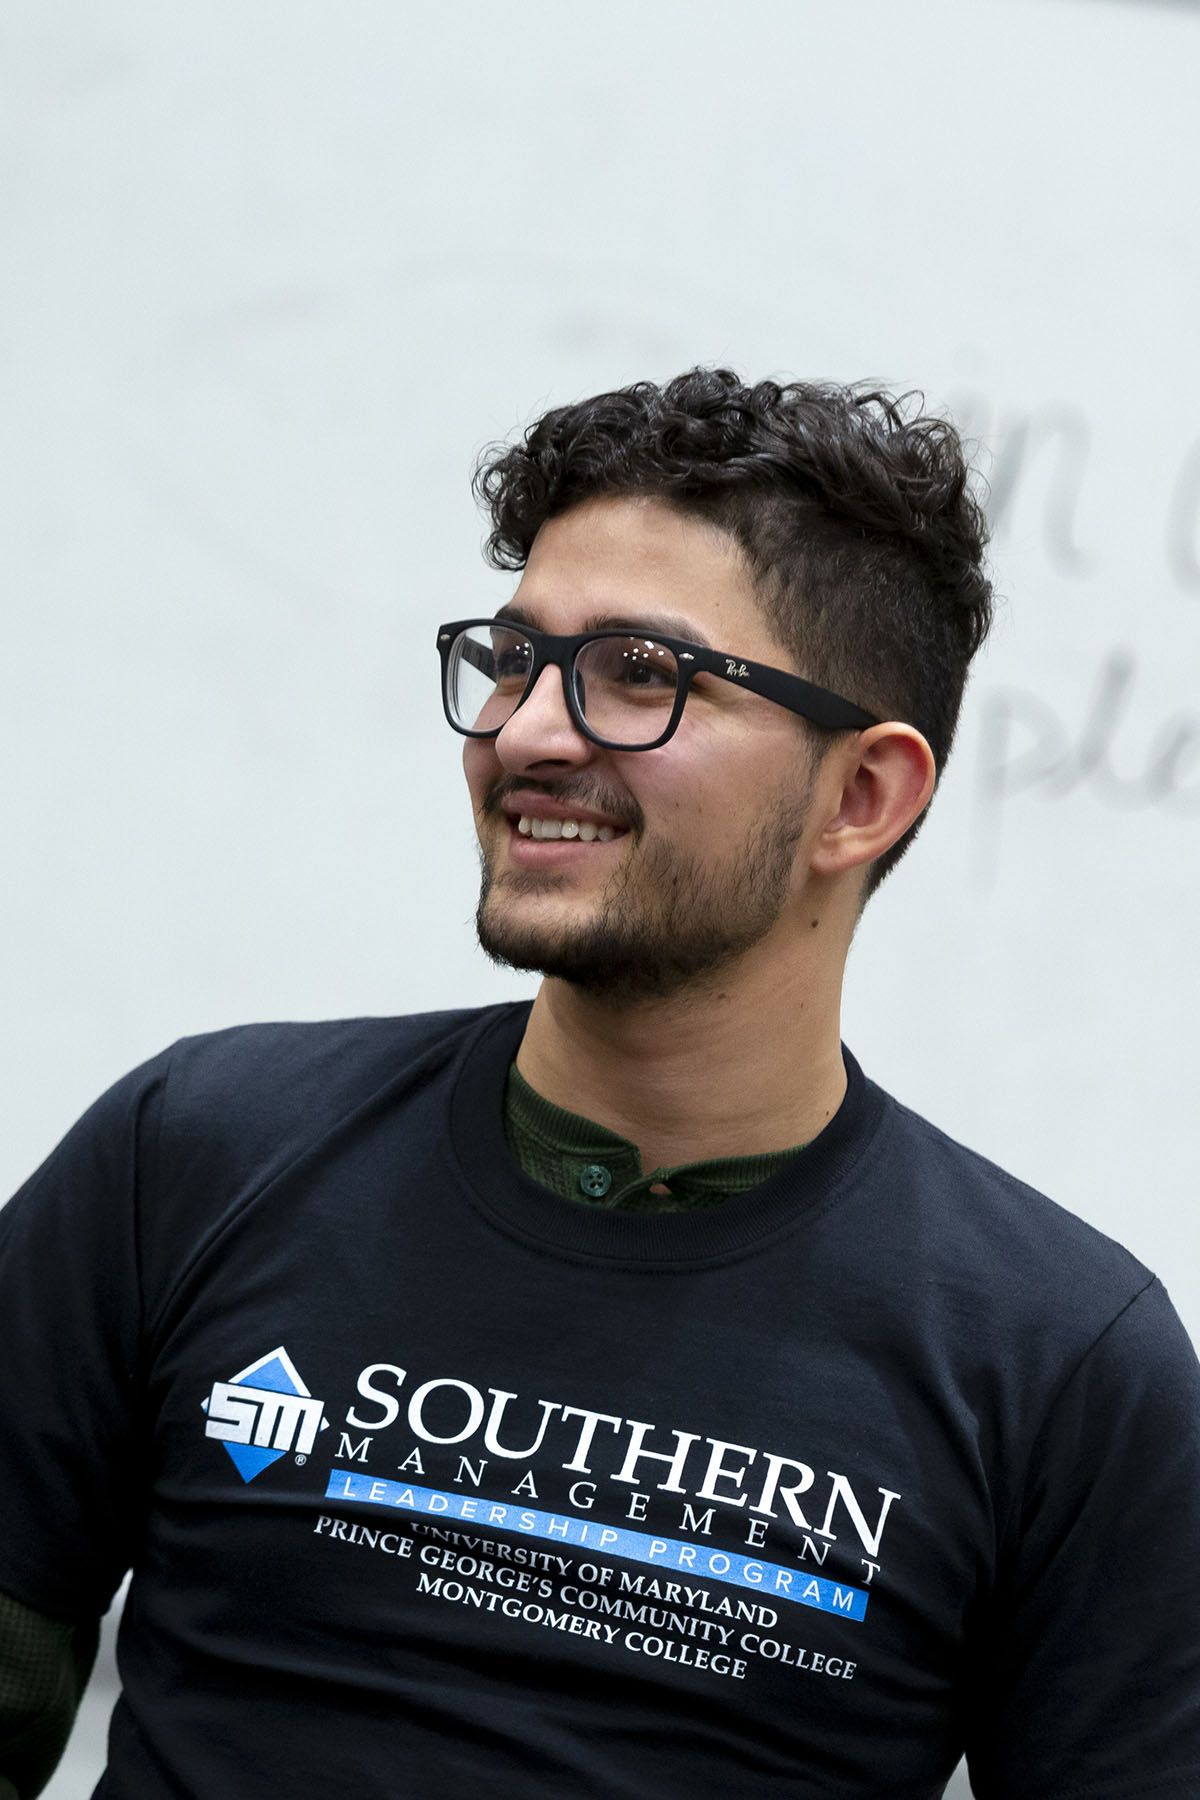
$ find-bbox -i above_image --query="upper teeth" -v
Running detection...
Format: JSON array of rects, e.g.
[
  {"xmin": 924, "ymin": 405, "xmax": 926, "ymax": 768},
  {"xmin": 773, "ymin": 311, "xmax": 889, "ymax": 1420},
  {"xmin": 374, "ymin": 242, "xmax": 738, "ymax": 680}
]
[{"xmin": 517, "ymin": 816, "xmax": 618, "ymax": 842}]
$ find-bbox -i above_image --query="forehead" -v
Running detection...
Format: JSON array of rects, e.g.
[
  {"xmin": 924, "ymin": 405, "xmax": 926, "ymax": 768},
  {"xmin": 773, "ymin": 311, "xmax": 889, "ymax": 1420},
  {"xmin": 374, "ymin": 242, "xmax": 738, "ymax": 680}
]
[{"xmin": 508, "ymin": 495, "xmax": 785, "ymax": 660}]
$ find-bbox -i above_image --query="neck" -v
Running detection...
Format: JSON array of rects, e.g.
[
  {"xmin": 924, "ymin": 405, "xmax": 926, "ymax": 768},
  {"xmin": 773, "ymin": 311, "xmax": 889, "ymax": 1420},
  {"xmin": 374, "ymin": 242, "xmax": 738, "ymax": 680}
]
[{"xmin": 514, "ymin": 917, "xmax": 851, "ymax": 1172}]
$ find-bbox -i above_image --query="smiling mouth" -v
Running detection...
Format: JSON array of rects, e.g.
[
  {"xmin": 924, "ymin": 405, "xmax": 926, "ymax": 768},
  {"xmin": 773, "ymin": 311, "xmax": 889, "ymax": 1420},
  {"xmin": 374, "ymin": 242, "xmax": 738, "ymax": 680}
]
[{"xmin": 515, "ymin": 816, "xmax": 625, "ymax": 842}]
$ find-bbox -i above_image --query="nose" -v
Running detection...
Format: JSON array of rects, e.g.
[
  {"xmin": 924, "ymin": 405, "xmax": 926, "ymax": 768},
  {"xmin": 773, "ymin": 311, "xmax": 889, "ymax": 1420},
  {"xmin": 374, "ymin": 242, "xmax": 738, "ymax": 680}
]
[{"xmin": 493, "ymin": 663, "xmax": 594, "ymax": 773}]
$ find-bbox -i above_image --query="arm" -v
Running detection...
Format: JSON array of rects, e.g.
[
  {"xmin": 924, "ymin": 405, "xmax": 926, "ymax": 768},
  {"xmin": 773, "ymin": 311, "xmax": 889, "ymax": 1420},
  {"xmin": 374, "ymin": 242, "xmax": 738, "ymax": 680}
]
[
  {"xmin": 965, "ymin": 1279, "xmax": 1200, "ymax": 1798},
  {"xmin": 0, "ymin": 1060, "xmax": 164, "ymax": 1795},
  {"xmin": 0, "ymin": 1589, "xmax": 98, "ymax": 1799}
]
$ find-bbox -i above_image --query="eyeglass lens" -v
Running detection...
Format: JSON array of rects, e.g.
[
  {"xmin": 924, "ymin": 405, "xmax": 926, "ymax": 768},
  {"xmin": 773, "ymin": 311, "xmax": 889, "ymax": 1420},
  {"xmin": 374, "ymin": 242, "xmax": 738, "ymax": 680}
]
[{"xmin": 447, "ymin": 624, "xmax": 681, "ymax": 746}]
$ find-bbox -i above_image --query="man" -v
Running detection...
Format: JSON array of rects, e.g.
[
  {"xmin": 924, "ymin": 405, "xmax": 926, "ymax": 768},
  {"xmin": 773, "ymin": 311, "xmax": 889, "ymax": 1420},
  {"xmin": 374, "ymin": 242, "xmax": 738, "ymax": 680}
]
[{"xmin": 2, "ymin": 369, "xmax": 1197, "ymax": 1799}]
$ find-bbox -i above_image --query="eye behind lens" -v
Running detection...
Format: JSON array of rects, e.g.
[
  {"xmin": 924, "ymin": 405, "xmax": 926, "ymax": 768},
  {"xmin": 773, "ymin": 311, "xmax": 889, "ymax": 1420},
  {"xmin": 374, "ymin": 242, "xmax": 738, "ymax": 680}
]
[{"xmin": 574, "ymin": 637, "xmax": 679, "ymax": 743}]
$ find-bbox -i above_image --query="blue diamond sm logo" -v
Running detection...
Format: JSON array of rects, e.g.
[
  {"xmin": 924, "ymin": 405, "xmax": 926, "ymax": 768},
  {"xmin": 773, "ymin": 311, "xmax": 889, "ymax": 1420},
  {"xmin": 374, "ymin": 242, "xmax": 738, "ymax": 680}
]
[{"xmin": 201, "ymin": 1346, "xmax": 329, "ymax": 1483}]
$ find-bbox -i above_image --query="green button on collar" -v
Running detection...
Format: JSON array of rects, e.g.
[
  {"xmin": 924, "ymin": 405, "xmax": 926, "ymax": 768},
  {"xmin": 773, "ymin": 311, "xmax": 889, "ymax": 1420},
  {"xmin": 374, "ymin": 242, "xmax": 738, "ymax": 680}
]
[{"xmin": 578, "ymin": 1164, "xmax": 613, "ymax": 1199}]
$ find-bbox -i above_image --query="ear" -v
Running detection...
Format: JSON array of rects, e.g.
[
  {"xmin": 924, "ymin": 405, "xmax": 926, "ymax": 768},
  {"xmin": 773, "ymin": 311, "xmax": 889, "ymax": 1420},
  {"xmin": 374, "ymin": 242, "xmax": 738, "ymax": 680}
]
[{"xmin": 809, "ymin": 724, "xmax": 937, "ymax": 879}]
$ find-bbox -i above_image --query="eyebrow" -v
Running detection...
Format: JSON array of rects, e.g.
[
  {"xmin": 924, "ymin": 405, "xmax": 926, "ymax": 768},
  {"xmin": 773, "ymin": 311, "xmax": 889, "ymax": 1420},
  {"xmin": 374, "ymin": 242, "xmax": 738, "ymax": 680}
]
[{"xmin": 494, "ymin": 603, "xmax": 715, "ymax": 649}]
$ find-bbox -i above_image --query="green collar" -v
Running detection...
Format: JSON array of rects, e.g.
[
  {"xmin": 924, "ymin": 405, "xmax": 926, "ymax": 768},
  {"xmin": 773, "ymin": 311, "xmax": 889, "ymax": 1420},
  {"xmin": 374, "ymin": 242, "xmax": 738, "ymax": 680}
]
[{"xmin": 503, "ymin": 1062, "xmax": 806, "ymax": 1214}]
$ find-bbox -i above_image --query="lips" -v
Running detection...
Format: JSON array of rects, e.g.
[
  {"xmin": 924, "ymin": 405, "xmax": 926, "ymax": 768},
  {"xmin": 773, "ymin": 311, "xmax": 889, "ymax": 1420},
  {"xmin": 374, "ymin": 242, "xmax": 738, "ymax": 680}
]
[{"xmin": 491, "ymin": 782, "xmax": 635, "ymax": 846}]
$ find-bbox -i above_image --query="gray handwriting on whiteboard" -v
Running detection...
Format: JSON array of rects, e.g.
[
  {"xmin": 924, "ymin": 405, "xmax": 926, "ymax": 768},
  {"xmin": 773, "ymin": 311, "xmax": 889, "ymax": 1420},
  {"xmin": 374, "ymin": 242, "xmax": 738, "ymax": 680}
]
[
  {"xmin": 985, "ymin": 405, "xmax": 1093, "ymax": 576},
  {"xmin": 1167, "ymin": 439, "xmax": 1200, "ymax": 594},
  {"xmin": 950, "ymin": 392, "xmax": 1200, "ymax": 593},
  {"xmin": 973, "ymin": 651, "xmax": 1200, "ymax": 881}
]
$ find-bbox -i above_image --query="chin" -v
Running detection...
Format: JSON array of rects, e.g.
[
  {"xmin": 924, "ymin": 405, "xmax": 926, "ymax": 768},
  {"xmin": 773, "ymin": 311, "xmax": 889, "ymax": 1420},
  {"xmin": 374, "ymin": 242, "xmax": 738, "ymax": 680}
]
[{"xmin": 475, "ymin": 891, "xmax": 767, "ymax": 1007}]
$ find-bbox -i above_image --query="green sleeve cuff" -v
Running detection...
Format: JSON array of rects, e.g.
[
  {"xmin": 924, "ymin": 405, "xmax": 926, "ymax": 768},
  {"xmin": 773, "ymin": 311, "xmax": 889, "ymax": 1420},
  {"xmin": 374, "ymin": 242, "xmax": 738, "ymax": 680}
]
[{"xmin": 0, "ymin": 1588, "xmax": 98, "ymax": 1798}]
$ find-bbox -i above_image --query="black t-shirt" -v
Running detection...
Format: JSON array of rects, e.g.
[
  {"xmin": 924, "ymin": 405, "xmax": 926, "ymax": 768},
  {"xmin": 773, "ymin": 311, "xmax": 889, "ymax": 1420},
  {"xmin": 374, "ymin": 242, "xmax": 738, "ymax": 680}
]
[{"xmin": 1, "ymin": 1003, "xmax": 1198, "ymax": 1798}]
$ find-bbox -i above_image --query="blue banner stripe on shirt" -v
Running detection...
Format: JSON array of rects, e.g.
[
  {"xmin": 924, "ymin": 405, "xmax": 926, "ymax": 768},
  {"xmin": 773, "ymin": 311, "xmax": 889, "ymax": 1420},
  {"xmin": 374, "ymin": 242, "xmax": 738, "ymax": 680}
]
[{"xmin": 325, "ymin": 1471, "xmax": 868, "ymax": 1621}]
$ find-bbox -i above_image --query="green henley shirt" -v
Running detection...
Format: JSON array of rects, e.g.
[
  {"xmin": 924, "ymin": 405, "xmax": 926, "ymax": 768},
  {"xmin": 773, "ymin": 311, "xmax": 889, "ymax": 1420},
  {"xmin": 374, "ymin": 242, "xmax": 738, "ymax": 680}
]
[{"xmin": 503, "ymin": 1062, "xmax": 807, "ymax": 1213}]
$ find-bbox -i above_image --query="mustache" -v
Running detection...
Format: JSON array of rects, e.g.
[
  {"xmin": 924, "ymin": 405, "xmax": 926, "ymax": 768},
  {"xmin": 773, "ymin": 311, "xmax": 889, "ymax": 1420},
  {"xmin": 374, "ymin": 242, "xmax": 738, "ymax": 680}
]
[{"xmin": 481, "ymin": 774, "xmax": 643, "ymax": 835}]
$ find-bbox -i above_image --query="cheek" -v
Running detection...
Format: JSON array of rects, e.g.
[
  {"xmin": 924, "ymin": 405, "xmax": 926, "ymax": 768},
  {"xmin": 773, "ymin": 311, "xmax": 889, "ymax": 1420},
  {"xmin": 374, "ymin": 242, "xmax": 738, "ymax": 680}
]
[
  {"xmin": 623, "ymin": 742, "xmax": 699, "ymax": 820},
  {"xmin": 462, "ymin": 738, "xmax": 495, "ymax": 807},
  {"xmin": 461, "ymin": 741, "xmax": 505, "ymax": 840}
]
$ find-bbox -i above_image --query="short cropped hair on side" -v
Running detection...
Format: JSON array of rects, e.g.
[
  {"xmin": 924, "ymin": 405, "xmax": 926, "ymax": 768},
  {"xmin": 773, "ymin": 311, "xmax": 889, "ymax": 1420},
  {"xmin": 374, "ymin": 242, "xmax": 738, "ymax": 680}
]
[{"xmin": 474, "ymin": 368, "xmax": 993, "ymax": 891}]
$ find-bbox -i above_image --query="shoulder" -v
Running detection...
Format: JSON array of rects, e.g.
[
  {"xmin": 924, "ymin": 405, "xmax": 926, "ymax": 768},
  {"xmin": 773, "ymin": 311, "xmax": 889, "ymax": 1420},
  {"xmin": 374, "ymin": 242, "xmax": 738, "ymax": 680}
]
[
  {"xmin": 156, "ymin": 1006, "xmax": 503, "ymax": 1113},
  {"xmin": 865, "ymin": 1082, "xmax": 1161, "ymax": 1351},
  {"xmin": 144, "ymin": 1002, "xmax": 525, "ymax": 1172},
  {"xmin": 856, "ymin": 1082, "xmax": 1200, "ymax": 1543},
  {"xmin": 5, "ymin": 1003, "xmax": 527, "ymax": 1233},
  {"xmin": 0, "ymin": 1003, "xmax": 530, "ymax": 1335}
]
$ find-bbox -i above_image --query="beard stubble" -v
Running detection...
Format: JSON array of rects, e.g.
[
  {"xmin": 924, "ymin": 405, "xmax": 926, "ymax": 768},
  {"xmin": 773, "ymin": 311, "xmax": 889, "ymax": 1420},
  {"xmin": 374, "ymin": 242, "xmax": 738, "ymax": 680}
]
[{"xmin": 474, "ymin": 779, "xmax": 814, "ymax": 1006}]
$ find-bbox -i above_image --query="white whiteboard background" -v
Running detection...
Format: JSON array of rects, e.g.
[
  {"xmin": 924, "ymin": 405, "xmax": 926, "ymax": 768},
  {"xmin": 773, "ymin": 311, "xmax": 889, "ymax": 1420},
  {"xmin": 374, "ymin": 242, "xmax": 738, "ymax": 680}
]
[
  {"xmin": 3, "ymin": 1, "xmax": 1197, "ymax": 1327},
  {"xmin": 4, "ymin": 5, "xmax": 1197, "ymax": 1795}
]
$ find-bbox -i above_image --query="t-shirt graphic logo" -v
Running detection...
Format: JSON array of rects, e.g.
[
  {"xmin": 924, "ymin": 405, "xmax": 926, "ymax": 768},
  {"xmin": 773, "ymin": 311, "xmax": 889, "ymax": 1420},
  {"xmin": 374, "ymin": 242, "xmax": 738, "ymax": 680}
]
[{"xmin": 201, "ymin": 1346, "xmax": 328, "ymax": 1483}]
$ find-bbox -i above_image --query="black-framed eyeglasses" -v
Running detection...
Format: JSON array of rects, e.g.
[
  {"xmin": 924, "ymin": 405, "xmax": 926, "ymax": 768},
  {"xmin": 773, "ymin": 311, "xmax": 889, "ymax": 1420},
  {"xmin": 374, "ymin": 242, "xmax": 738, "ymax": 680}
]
[{"xmin": 437, "ymin": 618, "xmax": 878, "ymax": 752}]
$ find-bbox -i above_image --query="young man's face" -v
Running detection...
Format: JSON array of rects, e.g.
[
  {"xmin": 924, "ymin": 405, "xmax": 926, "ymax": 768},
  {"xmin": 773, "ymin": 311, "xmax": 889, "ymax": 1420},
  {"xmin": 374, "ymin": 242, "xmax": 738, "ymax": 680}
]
[{"xmin": 463, "ymin": 495, "xmax": 828, "ymax": 1003}]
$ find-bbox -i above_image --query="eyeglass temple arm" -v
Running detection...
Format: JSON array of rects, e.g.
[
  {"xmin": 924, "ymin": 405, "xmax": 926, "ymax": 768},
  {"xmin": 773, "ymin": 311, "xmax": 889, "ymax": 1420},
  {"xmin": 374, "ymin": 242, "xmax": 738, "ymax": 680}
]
[
  {"xmin": 457, "ymin": 636, "xmax": 496, "ymax": 677},
  {"xmin": 688, "ymin": 646, "xmax": 878, "ymax": 731}
]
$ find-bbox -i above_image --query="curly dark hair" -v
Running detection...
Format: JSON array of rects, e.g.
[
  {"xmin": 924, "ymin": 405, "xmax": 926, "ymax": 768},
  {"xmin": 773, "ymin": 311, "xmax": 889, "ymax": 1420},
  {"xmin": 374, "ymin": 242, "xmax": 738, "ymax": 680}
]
[{"xmin": 473, "ymin": 367, "xmax": 993, "ymax": 888}]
